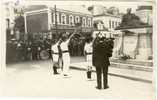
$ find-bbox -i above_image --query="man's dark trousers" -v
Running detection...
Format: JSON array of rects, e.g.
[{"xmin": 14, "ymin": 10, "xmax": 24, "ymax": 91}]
[{"xmin": 96, "ymin": 65, "xmax": 108, "ymax": 89}]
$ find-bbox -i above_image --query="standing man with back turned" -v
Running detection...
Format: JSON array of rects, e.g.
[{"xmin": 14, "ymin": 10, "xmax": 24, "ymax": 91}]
[{"xmin": 92, "ymin": 32, "xmax": 114, "ymax": 90}]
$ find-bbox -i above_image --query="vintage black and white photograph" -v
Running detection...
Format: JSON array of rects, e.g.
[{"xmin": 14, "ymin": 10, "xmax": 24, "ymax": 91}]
[{"xmin": 0, "ymin": 0, "xmax": 156, "ymax": 100}]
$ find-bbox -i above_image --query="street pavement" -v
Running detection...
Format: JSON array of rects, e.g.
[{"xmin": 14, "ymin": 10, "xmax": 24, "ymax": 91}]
[
  {"xmin": 0, "ymin": 58, "xmax": 155, "ymax": 100},
  {"xmin": 70, "ymin": 62, "xmax": 152, "ymax": 83},
  {"xmin": 70, "ymin": 57, "xmax": 153, "ymax": 83}
]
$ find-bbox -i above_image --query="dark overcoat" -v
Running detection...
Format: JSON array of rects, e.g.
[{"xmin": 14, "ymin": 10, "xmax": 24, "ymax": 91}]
[{"xmin": 92, "ymin": 37, "xmax": 114, "ymax": 68}]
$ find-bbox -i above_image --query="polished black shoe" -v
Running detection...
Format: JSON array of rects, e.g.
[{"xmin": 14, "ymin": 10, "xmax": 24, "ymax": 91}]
[
  {"xmin": 63, "ymin": 74, "xmax": 68, "ymax": 76},
  {"xmin": 104, "ymin": 85, "xmax": 109, "ymax": 89},
  {"xmin": 54, "ymin": 72, "xmax": 60, "ymax": 75},
  {"xmin": 95, "ymin": 86, "xmax": 102, "ymax": 90}
]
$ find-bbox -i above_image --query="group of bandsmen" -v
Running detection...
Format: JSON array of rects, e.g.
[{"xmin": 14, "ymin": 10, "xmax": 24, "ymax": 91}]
[
  {"xmin": 69, "ymin": 38, "xmax": 84, "ymax": 56},
  {"xmin": 51, "ymin": 31, "xmax": 114, "ymax": 89},
  {"xmin": 6, "ymin": 38, "xmax": 51, "ymax": 63},
  {"xmin": 6, "ymin": 40, "xmax": 32, "ymax": 63}
]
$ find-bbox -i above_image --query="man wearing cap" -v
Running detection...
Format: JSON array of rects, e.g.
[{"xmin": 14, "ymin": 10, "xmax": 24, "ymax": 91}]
[{"xmin": 92, "ymin": 32, "xmax": 114, "ymax": 89}]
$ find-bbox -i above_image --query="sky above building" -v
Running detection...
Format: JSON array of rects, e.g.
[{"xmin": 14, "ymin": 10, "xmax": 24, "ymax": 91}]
[
  {"xmin": 27, "ymin": 1, "xmax": 153, "ymax": 13},
  {"xmin": 50, "ymin": 5, "xmax": 138, "ymax": 14},
  {"xmin": 5, "ymin": 0, "xmax": 153, "ymax": 14}
]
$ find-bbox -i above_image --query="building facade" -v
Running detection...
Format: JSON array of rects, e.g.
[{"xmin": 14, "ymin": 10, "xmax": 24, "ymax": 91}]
[
  {"xmin": 92, "ymin": 5, "xmax": 122, "ymax": 53},
  {"xmin": 135, "ymin": 6, "xmax": 153, "ymax": 25},
  {"xmin": 24, "ymin": 5, "xmax": 93, "ymax": 36},
  {"xmin": 93, "ymin": 14, "xmax": 121, "ymax": 31},
  {"xmin": 134, "ymin": 6, "xmax": 153, "ymax": 60},
  {"xmin": 91, "ymin": 5, "xmax": 122, "ymax": 39},
  {"xmin": 24, "ymin": 5, "xmax": 93, "ymax": 56},
  {"xmin": 91, "ymin": 5, "xmax": 153, "ymax": 61},
  {"xmin": 5, "ymin": 1, "xmax": 16, "ymax": 40},
  {"xmin": 5, "ymin": 1, "xmax": 25, "ymax": 41}
]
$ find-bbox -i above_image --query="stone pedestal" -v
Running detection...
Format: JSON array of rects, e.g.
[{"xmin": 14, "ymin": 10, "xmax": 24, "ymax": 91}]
[
  {"xmin": 114, "ymin": 27, "xmax": 152, "ymax": 61},
  {"xmin": 136, "ymin": 48, "xmax": 152, "ymax": 60}
]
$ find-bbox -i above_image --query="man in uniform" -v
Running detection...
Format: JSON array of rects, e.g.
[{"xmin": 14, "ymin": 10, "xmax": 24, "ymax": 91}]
[
  {"xmin": 60, "ymin": 32, "xmax": 71, "ymax": 77},
  {"xmin": 60, "ymin": 31, "xmax": 78, "ymax": 77},
  {"xmin": 51, "ymin": 39, "xmax": 62, "ymax": 74},
  {"xmin": 92, "ymin": 32, "xmax": 114, "ymax": 89},
  {"xmin": 26, "ymin": 41, "xmax": 32, "ymax": 60},
  {"xmin": 84, "ymin": 37, "xmax": 93, "ymax": 79}
]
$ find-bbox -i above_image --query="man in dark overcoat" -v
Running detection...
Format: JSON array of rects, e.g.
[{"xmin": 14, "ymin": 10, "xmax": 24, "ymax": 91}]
[{"xmin": 92, "ymin": 33, "xmax": 114, "ymax": 89}]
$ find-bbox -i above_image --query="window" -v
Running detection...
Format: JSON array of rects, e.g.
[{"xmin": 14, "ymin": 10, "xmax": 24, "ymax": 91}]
[
  {"xmin": 119, "ymin": 22, "xmax": 121, "ymax": 25},
  {"xmin": 98, "ymin": 23, "xmax": 103, "ymax": 30},
  {"xmin": 88, "ymin": 18, "xmax": 91, "ymax": 27},
  {"xmin": 61, "ymin": 13, "xmax": 66, "ymax": 25},
  {"xmin": 109, "ymin": 20, "xmax": 111, "ymax": 29},
  {"xmin": 75, "ymin": 16, "xmax": 80, "ymax": 23},
  {"xmin": 51, "ymin": 13, "xmax": 54, "ymax": 23},
  {"xmin": 112, "ymin": 21, "xmax": 114, "ymax": 28},
  {"xmin": 69, "ymin": 15, "xmax": 74, "ymax": 26},
  {"xmin": 6, "ymin": 19, "xmax": 10, "ymax": 28},
  {"xmin": 115, "ymin": 22, "xmax": 117, "ymax": 27},
  {"xmin": 62, "ymin": 16, "xmax": 65, "ymax": 24},
  {"xmin": 82, "ymin": 17, "xmax": 86, "ymax": 27},
  {"xmin": 53, "ymin": 13, "xmax": 60, "ymax": 24}
]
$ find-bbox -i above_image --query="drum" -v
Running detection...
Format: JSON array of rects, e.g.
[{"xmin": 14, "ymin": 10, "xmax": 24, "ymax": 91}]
[{"xmin": 40, "ymin": 50, "xmax": 49, "ymax": 60}]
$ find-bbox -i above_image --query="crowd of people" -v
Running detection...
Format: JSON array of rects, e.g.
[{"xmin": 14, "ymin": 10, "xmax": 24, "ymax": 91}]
[
  {"xmin": 69, "ymin": 38, "xmax": 84, "ymax": 56},
  {"xmin": 6, "ymin": 33, "xmax": 85, "ymax": 64},
  {"xmin": 6, "ymin": 38, "xmax": 51, "ymax": 63}
]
